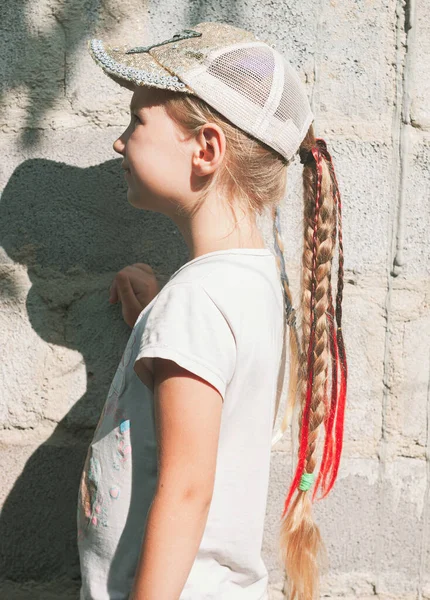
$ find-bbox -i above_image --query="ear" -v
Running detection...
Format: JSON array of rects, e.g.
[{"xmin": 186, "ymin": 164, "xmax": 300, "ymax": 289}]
[{"xmin": 191, "ymin": 123, "xmax": 226, "ymax": 177}]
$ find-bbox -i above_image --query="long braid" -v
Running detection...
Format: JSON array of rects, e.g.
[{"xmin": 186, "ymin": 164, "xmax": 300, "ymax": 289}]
[
  {"xmin": 315, "ymin": 155, "xmax": 348, "ymax": 498},
  {"xmin": 277, "ymin": 127, "xmax": 347, "ymax": 600},
  {"xmin": 317, "ymin": 229, "xmax": 338, "ymax": 496},
  {"xmin": 282, "ymin": 139, "xmax": 335, "ymax": 513}
]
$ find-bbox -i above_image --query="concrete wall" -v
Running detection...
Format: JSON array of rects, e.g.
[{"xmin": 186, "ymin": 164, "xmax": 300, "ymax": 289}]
[{"xmin": 1, "ymin": 1, "xmax": 429, "ymax": 598}]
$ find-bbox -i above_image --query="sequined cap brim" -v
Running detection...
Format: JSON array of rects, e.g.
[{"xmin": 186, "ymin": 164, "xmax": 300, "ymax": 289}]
[{"xmin": 88, "ymin": 39, "xmax": 195, "ymax": 94}]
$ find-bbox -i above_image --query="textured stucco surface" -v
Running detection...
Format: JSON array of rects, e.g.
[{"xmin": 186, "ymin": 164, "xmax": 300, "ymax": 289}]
[{"xmin": 1, "ymin": 0, "xmax": 429, "ymax": 598}]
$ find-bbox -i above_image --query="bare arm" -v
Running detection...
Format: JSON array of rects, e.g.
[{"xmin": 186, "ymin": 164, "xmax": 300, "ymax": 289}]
[{"xmin": 129, "ymin": 358, "xmax": 223, "ymax": 600}]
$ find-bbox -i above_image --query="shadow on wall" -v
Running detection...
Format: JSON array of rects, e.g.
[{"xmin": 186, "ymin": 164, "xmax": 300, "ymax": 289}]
[{"xmin": 0, "ymin": 159, "xmax": 187, "ymax": 589}]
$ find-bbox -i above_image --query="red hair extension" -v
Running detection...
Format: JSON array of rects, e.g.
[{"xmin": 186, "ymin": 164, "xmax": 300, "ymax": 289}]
[
  {"xmin": 282, "ymin": 138, "xmax": 348, "ymax": 517},
  {"xmin": 319, "ymin": 155, "xmax": 348, "ymax": 497},
  {"xmin": 312, "ymin": 148, "xmax": 340, "ymax": 500},
  {"xmin": 313, "ymin": 303, "xmax": 339, "ymax": 500},
  {"xmin": 281, "ymin": 141, "xmax": 324, "ymax": 518},
  {"xmin": 312, "ymin": 141, "xmax": 348, "ymax": 501}
]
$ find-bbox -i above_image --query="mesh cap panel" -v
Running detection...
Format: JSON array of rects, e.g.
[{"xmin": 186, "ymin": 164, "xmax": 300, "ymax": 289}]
[
  {"xmin": 179, "ymin": 42, "xmax": 313, "ymax": 161},
  {"xmin": 273, "ymin": 61, "xmax": 312, "ymax": 130},
  {"xmin": 207, "ymin": 46, "xmax": 274, "ymax": 108}
]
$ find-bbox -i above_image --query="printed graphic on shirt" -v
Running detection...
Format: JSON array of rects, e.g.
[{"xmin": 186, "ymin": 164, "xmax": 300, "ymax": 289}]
[
  {"xmin": 77, "ymin": 449, "xmax": 106, "ymax": 540},
  {"xmin": 112, "ymin": 417, "xmax": 131, "ymax": 470},
  {"xmin": 77, "ymin": 332, "xmax": 137, "ymax": 541},
  {"xmin": 77, "ymin": 418, "xmax": 132, "ymax": 540}
]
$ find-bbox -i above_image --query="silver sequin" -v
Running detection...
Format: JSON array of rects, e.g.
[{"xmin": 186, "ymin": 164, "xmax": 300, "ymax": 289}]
[{"xmin": 89, "ymin": 39, "xmax": 188, "ymax": 91}]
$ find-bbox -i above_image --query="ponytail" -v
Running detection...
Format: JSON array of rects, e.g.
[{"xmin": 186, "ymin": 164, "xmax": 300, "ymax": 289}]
[{"xmin": 272, "ymin": 124, "xmax": 348, "ymax": 599}]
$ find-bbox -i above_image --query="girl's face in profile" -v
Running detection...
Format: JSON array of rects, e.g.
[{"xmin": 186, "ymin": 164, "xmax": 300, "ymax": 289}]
[{"xmin": 113, "ymin": 86, "xmax": 192, "ymax": 214}]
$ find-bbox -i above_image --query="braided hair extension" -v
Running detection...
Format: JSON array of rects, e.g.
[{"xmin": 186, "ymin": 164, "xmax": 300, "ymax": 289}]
[
  {"xmin": 276, "ymin": 126, "xmax": 348, "ymax": 600},
  {"xmin": 295, "ymin": 138, "xmax": 348, "ymax": 502}
]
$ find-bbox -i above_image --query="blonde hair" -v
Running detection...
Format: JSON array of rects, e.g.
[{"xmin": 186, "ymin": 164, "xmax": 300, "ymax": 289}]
[{"xmin": 160, "ymin": 89, "xmax": 347, "ymax": 600}]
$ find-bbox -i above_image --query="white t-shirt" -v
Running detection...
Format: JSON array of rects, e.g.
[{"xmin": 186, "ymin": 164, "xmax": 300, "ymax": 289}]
[{"xmin": 77, "ymin": 248, "xmax": 286, "ymax": 600}]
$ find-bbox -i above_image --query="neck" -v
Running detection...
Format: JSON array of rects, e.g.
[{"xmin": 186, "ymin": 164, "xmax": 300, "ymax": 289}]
[{"xmin": 169, "ymin": 191, "xmax": 267, "ymax": 260}]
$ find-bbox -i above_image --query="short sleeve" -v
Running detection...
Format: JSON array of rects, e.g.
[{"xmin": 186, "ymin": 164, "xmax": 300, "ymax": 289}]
[{"xmin": 133, "ymin": 281, "xmax": 237, "ymax": 401}]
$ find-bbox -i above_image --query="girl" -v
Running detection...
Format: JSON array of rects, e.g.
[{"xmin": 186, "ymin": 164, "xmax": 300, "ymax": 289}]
[{"xmin": 78, "ymin": 21, "xmax": 348, "ymax": 600}]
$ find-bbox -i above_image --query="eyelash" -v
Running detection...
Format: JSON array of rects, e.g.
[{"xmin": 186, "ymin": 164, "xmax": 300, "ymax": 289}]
[{"xmin": 132, "ymin": 114, "xmax": 142, "ymax": 125}]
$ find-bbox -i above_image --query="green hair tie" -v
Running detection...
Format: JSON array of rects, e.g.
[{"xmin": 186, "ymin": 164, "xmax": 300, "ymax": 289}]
[{"xmin": 298, "ymin": 472, "xmax": 315, "ymax": 491}]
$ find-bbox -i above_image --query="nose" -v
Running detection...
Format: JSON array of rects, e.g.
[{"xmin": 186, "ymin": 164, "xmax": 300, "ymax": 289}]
[{"xmin": 113, "ymin": 134, "xmax": 126, "ymax": 156}]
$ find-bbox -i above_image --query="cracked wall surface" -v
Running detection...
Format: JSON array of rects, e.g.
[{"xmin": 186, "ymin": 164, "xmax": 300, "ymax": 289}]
[{"xmin": 1, "ymin": 1, "xmax": 429, "ymax": 599}]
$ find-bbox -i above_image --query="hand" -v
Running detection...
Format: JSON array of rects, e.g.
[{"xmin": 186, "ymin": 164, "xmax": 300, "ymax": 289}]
[{"xmin": 109, "ymin": 263, "xmax": 160, "ymax": 328}]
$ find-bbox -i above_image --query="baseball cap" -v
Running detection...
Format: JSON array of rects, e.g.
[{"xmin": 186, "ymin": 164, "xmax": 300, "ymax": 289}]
[{"xmin": 88, "ymin": 21, "xmax": 314, "ymax": 162}]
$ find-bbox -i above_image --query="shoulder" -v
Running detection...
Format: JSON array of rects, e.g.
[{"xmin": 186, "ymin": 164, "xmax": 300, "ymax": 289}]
[
  {"xmin": 168, "ymin": 252, "xmax": 281, "ymax": 306},
  {"xmin": 133, "ymin": 277, "xmax": 237, "ymax": 400}
]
